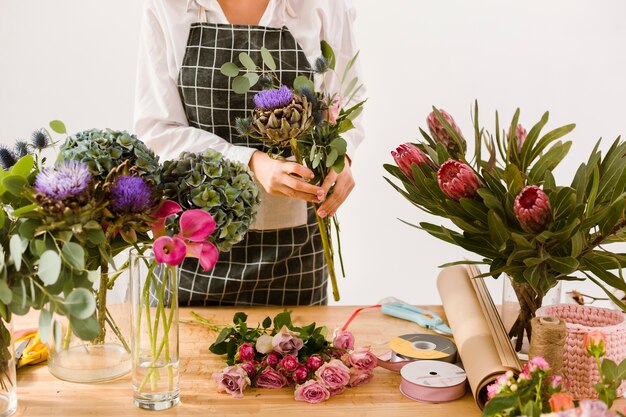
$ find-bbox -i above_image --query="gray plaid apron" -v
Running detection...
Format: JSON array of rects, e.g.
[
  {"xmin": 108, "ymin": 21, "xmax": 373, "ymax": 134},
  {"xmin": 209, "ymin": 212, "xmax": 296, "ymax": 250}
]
[{"xmin": 176, "ymin": 17, "xmax": 327, "ymax": 306}]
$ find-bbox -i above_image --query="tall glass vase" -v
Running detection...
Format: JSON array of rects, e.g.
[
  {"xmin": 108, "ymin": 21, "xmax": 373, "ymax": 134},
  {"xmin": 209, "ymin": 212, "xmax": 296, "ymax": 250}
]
[
  {"xmin": 0, "ymin": 318, "xmax": 16, "ymax": 417},
  {"xmin": 130, "ymin": 249, "xmax": 180, "ymax": 411}
]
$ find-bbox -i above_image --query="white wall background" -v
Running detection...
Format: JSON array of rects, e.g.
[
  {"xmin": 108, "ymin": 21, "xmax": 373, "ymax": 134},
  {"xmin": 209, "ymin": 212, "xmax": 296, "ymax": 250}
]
[{"xmin": 1, "ymin": 1, "xmax": 625, "ymax": 306}]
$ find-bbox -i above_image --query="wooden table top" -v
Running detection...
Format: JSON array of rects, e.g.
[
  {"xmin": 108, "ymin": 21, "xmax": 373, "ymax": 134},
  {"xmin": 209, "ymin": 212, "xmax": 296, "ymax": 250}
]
[{"xmin": 11, "ymin": 305, "xmax": 621, "ymax": 416}]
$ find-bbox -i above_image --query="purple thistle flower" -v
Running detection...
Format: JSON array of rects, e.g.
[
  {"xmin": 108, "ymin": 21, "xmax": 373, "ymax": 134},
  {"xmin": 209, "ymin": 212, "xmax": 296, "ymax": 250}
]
[
  {"xmin": 35, "ymin": 160, "xmax": 92, "ymax": 200},
  {"xmin": 110, "ymin": 175, "xmax": 153, "ymax": 214},
  {"xmin": 253, "ymin": 86, "xmax": 294, "ymax": 110}
]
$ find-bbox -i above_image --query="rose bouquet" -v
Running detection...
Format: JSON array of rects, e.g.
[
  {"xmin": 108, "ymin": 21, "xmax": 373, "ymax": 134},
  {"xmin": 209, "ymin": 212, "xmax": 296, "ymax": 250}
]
[
  {"xmin": 209, "ymin": 311, "xmax": 375, "ymax": 403},
  {"xmin": 220, "ymin": 42, "xmax": 365, "ymax": 301},
  {"xmin": 386, "ymin": 103, "xmax": 626, "ymax": 350}
]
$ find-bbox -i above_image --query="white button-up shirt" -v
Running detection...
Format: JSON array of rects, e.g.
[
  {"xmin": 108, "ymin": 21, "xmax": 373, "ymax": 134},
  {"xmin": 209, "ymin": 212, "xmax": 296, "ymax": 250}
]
[{"xmin": 133, "ymin": 0, "xmax": 365, "ymax": 229}]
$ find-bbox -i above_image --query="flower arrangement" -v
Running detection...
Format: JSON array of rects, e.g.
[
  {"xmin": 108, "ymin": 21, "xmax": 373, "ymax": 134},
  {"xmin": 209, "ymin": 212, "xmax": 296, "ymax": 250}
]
[
  {"xmin": 220, "ymin": 42, "xmax": 365, "ymax": 301},
  {"xmin": 386, "ymin": 103, "xmax": 626, "ymax": 350},
  {"xmin": 209, "ymin": 311, "xmax": 375, "ymax": 403}
]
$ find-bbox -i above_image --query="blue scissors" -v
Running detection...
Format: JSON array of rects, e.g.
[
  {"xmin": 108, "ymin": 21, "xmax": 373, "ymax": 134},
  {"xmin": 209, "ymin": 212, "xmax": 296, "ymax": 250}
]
[{"xmin": 379, "ymin": 297, "xmax": 453, "ymax": 336}]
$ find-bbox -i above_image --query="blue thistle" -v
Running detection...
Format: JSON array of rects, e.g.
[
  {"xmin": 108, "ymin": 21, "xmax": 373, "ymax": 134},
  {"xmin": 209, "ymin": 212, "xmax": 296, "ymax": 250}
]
[
  {"xmin": 31, "ymin": 129, "xmax": 50, "ymax": 150},
  {"xmin": 109, "ymin": 176, "xmax": 153, "ymax": 214},
  {"xmin": 313, "ymin": 56, "xmax": 329, "ymax": 74},
  {"xmin": 0, "ymin": 146, "xmax": 18, "ymax": 170},
  {"xmin": 35, "ymin": 160, "xmax": 92, "ymax": 200},
  {"xmin": 14, "ymin": 141, "xmax": 30, "ymax": 158},
  {"xmin": 253, "ymin": 85, "xmax": 293, "ymax": 110}
]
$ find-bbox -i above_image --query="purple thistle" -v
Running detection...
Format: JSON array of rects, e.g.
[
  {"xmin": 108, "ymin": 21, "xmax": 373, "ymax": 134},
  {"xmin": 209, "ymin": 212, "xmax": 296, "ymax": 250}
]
[
  {"xmin": 35, "ymin": 160, "xmax": 92, "ymax": 200},
  {"xmin": 253, "ymin": 86, "xmax": 293, "ymax": 110},
  {"xmin": 110, "ymin": 175, "xmax": 153, "ymax": 214}
]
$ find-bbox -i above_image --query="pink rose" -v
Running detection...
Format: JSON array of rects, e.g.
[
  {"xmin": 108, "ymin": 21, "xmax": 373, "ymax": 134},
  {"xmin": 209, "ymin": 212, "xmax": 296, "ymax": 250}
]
[
  {"xmin": 583, "ymin": 331, "xmax": 606, "ymax": 358},
  {"xmin": 255, "ymin": 334, "xmax": 274, "ymax": 354},
  {"xmin": 294, "ymin": 380, "xmax": 330, "ymax": 404},
  {"xmin": 348, "ymin": 368, "xmax": 374, "ymax": 387},
  {"xmin": 241, "ymin": 361, "xmax": 258, "ymax": 379},
  {"xmin": 525, "ymin": 356, "xmax": 550, "ymax": 374},
  {"xmin": 328, "ymin": 385, "xmax": 346, "ymax": 396},
  {"xmin": 293, "ymin": 366, "xmax": 309, "ymax": 384},
  {"xmin": 347, "ymin": 347, "xmax": 377, "ymax": 371},
  {"xmin": 238, "ymin": 343, "xmax": 255, "ymax": 362},
  {"xmin": 280, "ymin": 355, "xmax": 300, "ymax": 372},
  {"xmin": 213, "ymin": 365, "xmax": 250, "ymax": 398},
  {"xmin": 272, "ymin": 326, "xmax": 304, "ymax": 356},
  {"xmin": 255, "ymin": 367, "xmax": 288, "ymax": 389},
  {"xmin": 265, "ymin": 352, "xmax": 281, "ymax": 369},
  {"xmin": 325, "ymin": 96, "xmax": 343, "ymax": 125},
  {"xmin": 306, "ymin": 355, "xmax": 324, "ymax": 372},
  {"xmin": 315, "ymin": 359, "xmax": 350, "ymax": 391},
  {"xmin": 332, "ymin": 329, "xmax": 355, "ymax": 350}
]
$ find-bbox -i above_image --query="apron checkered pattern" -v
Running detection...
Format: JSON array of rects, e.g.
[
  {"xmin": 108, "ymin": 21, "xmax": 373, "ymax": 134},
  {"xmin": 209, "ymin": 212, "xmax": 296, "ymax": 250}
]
[{"xmin": 176, "ymin": 21, "xmax": 327, "ymax": 306}]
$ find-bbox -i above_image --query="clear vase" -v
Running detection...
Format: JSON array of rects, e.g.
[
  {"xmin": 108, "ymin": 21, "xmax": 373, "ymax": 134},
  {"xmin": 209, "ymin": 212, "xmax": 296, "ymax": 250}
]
[
  {"xmin": 129, "ymin": 249, "xmax": 180, "ymax": 411},
  {"xmin": 501, "ymin": 276, "xmax": 562, "ymax": 356},
  {"xmin": 47, "ymin": 265, "xmax": 132, "ymax": 383},
  {"xmin": 0, "ymin": 318, "xmax": 16, "ymax": 417}
]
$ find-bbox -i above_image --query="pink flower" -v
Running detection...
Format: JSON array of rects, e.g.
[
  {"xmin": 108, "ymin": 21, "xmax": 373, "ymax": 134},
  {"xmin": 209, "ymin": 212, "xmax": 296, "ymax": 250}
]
[
  {"xmin": 153, "ymin": 236, "xmax": 187, "ymax": 266},
  {"xmin": 280, "ymin": 355, "xmax": 300, "ymax": 372},
  {"xmin": 241, "ymin": 361, "xmax": 258, "ymax": 379},
  {"xmin": 185, "ymin": 241, "xmax": 218, "ymax": 271},
  {"xmin": 213, "ymin": 365, "xmax": 250, "ymax": 398},
  {"xmin": 348, "ymin": 368, "xmax": 374, "ymax": 387},
  {"xmin": 347, "ymin": 347, "xmax": 377, "ymax": 371},
  {"xmin": 255, "ymin": 334, "xmax": 274, "ymax": 354},
  {"xmin": 548, "ymin": 374, "xmax": 563, "ymax": 390},
  {"xmin": 237, "ymin": 343, "xmax": 255, "ymax": 363},
  {"xmin": 437, "ymin": 160, "xmax": 481, "ymax": 200},
  {"xmin": 306, "ymin": 355, "xmax": 324, "ymax": 372},
  {"xmin": 293, "ymin": 366, "xmax": 309, "ymax": 384},
  {"xmin": 265, "ymin": 352, "xmax": 281, "ymax": 369},
  {"xmin": 549, "ymin": 392, "xmax": 575, "ymax": 412},
  {"xmin": 272, "ymin": 326, "xmax": 304, "ymax": 356},
  {"xmin": 427, "ymin": 109, "xmax": 466, "ymax": 157},
  {"xmin": 150, "ymin": 200, "xmax": 182, "ymax": 238},
  {"xmin": 514, "ymin": 185, "xmax": 551, "ymax": 233},
  {"xmin": 255, "ymin": 367, "xmax": 288, "ymax": 389},
  {"xmin": 524, "ymin": 356, "xmax": 551, "ymax": 375},
  {"xmin": 315, "ymin": 359, "xmax": 350, "ymax": 391},
  {"xmin": 294, "ymin": 380, "xmax": 330, "ymax": 403},
  {"xmin": 179, "ymin": 209, "xmax": 216, "ymax": 241},
  {"xmin": 327, "ymin": 385, "xmax": 346, "ymax": 396},
  {"xmin": 332, "ymin": 329, "xmax": 355, "ymax": 350},
  {"xmin": 325, "ymin": 96, "xmax": 343, "ymax": 125},
  {"xmin": 515, "ymin": 124, "xmax": 527, "ymax": 150},
  {"xmin": 583, "ymin": 331, "xmax": 606, "ymax": 358},
  {"xmin": 391, "ymin": 143, "xmax": 434, "ymax": 181}
]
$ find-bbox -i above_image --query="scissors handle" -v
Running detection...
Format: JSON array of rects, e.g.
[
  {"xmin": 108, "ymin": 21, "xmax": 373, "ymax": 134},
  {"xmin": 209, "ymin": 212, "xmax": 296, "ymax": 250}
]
[{"xmin": 380, "ymin": 304, "xmax": 441, "ymax": 328}]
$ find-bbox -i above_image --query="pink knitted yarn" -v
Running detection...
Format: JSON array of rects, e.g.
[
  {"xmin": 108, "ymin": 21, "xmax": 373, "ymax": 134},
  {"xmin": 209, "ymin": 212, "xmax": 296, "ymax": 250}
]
[{"xmin": 536, "ymin": 304, "xmax": 626, "ymax": 400}]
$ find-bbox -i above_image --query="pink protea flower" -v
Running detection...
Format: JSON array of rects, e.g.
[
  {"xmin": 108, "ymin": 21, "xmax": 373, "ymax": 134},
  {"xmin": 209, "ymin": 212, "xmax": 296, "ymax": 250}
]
[
  {"xmin": 514, "ymin": 185, "xmax": 552, "ymax": 233},
  {"xmin": 437, "ymin": 160, "xmax": 481, "ymax": 200},
  {"xmin": 515, "ymin": 124, "xmax": 527, "ymax": 150},
  {"xmin": 427, "ymin": 109, "xmax": 466, "ymax": 157},
  {"xmin": 391, "ymin": 143, "xmax": 433, "ymax": 181}
]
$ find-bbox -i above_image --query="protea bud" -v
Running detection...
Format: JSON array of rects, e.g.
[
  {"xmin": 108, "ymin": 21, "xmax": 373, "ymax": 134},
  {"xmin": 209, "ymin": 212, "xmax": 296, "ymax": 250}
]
[
  {"xmin": 391, "ymin": 143, "xmax": 433, "ymax": 181},
  {"xmin": 427, "ymin": 109, "xmax": 466, "ymax": 158},
  {"xmin": 437, "ymin": 160, "xmax": 480, "ymax": 200},
  {"xmin": 252, "ymin": 86, "xmax": 313, "ymax": 145},
  {"xmin": 514, "ymin": 185, "xmax": 551, "ymax": 233},
  {"xmin": 515, "ymin": 124, "xmax": 527, "ymax": 150}
]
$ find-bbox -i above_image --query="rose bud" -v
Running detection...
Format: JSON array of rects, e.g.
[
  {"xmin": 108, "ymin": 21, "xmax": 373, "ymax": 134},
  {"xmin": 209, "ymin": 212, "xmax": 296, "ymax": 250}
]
[
  {"xmin": 237, "ymin": 343, "xmax": 255, "ymax": 363},
  {"xmin": 427, "ymin": 109, "xmax": 466, "ymax": 158},
  {"xmin": 332, "ymin": 329, "xmax": 355, "ymax": 350},
  {"xmin": 583, "ymin": 331, "xmax": 606, "ymax": 358},
  {"xmin": 437, "ymin": 160, "xmax": 481, "ymax": 200},
  {"xmin": 348, "ymin": 368, "xmax": 374, "ymax": 387},
  {"xmin": 241, "ymin": 361, "xmax": 258, "ymax": 379},
  {"xmin": 280, "ymin": 355, "xmax": 300, "ymax": 372},
  {"xmin": 306, "ymin": 355, "xmax": 324, "ymax": 372},
  {"xmin": 347, "ymin": 347, "xmax": 378, "ymax": 371},
  {"xmin": 391, "ymin": 143, "xmax": 433, "ymax": 181},
  {"xmin": 514, "ymin": 185, "xmax": 552, "ymax": 233},
  {"xmin": 293, "ymin": 366, "xmax": 309, "ymax": 384},
  {"xmin": 255, "ymin": 334, "xmax": 274, "ymax": 354},
  {"xmin": 265, "ymin": 352, "xmax": 281, "ymax": 369},
  {"xmin": 549, "ymin": 393, "xmax": 575, "ymax": 412}
]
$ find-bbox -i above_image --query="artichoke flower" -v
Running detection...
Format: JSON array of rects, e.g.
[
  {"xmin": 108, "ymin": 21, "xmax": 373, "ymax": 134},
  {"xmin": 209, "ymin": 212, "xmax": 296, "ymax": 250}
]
[
  {"xmin": 252, "ymin": 86, "xmax": 313, "ymax": 146},
  {"xmin": 514, "ymin": 185, "xmax": 551, "ymax": 233},
  {"xmin": 437, "ymin": 160, "xmax": 481, "ymax": 200},
  {"xmin": 427, "ymin": 109, "xmax": 467, "ymax": 158}
]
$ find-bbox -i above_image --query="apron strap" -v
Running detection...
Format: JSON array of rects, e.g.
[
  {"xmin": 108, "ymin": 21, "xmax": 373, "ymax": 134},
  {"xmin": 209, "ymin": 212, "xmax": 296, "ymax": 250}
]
[{"xmin": 197, "ymin": 5, "xmax": 208, "ymax": 23}]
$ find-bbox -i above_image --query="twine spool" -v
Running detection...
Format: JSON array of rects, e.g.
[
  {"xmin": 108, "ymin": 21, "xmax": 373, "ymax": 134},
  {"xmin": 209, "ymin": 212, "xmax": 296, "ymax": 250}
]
[{"xmin": 529, "ymin": 316, "xmax": 566, "ymax": 375}]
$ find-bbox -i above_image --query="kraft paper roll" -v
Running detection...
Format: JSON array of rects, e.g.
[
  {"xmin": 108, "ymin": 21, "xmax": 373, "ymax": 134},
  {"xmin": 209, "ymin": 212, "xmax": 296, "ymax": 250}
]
[
  {"xmin": 437, "ymin": 265, "xmax": 521, "ymax": 409},
  {"xmin": 529, "ymin": 316, "xmax": 566, "ymax": 375}
]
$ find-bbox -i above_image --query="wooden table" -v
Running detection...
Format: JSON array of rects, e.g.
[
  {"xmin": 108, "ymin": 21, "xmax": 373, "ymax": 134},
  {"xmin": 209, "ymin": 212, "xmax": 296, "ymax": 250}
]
[{"xmin": 4, "ymin": 306, "xmax": 537, "ymax": 416}]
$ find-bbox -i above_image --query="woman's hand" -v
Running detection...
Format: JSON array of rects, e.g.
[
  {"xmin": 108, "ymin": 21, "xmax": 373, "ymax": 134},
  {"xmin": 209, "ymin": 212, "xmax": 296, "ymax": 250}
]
[
  {"xmin": 317, "ymin": 157, "xmax": 355, "ymax": 218},
  {"xmin": 249, "ymin": 151, "xmax": 325, "ymax": 203}
]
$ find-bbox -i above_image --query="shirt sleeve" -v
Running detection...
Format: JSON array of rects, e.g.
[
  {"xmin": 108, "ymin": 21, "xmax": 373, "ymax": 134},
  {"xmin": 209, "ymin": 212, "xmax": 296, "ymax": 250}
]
[
  {"xmin": 133, "ymin": 2, "xmax": 257, "ymax": 165},
  {"xmin": 320, "ymin": 0, "xmax": 366, "ymax": 160}
]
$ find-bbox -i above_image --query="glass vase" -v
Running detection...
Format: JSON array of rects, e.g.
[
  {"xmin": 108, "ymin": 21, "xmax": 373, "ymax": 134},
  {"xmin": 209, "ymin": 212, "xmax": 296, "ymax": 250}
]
[
  {"xmin": 501, "ymin": 276, "xmax": 562, "ymax": 356},
  {"xmin": 0, "ymin": 318, "xmax": 16, "ymax": 417},
  {"xmin": 130, "ymin": 249, "xmax": 180, "ymax": 411},
  {"xmin": 47, "ymin": 265, "xmax": 132, "ymax": 383}
]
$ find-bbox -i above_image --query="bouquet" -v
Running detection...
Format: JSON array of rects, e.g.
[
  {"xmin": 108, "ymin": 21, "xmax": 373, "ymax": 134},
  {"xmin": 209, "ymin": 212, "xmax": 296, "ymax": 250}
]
[
  {"xmin": 386, "ymin": 103, "xmax": 626, "ymax": 350},
  {"xmin": 209, "ymin": 311, "xmax": 375, "ymax": 403},
  {"xmin": 220, "ymin": 41, "xmax": 365, "ymax": 301}
]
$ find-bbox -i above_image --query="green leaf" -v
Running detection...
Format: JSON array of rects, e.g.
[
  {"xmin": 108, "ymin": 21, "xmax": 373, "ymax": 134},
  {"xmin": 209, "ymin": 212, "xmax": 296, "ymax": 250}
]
[
  {"xmin": 49, "ymin": 120, "xmax": 67, "ymax": 134},
  {"xmin": 233, "ymin": 312, "xmax": 248, "ymax": 324},
  {"xmin": 38, "ymin": 309, "xmax": 52, "ymax": 344},
  {"xmin": 86, "ymin": 228, "xmax": 106, "ymax": 245},
  {"xmin": 242, "ymin": 72, "xmax": 259, "ymax": 88},
  {"xmin": 332, "ymin": 155, "xmax": 346, "ymax": 173},
  {"xmin": 38, "ymin": 250, "xmax": 62, "ymax": 285},
  {"xmin": 61, "ymin": 242, "xmax": 85, "ymax": 271},
  {"xmin": 528, "ymin": 141, "xmax": 572, "ymax": 183},
  {"xmin": 215, "ymin": 327, "xmax": 232, "ymax": 345},
  {"xmin": 481, "ymin": 394, "xmax": 517, "ymax": 416},
  {"xmin": 53, "ymin": 319, "xmax": 63, "ymax": 352},
  {"xmin": 9, "ymin": 235, "xmax": 27, "ymax": 271},
  {"xmin": 70, "ymin": 314, "xmax": 100, "ymax": 340},
  {"xmin": 487, "ymin": 210, "xmax": 509, "ymax": 250},
  {"xmin": 340, "ymin": 50, "xmax": 360, "ymax": 84},
  {"xmin": 262, "ymin": 317, "xmax": 272, "ymax": 329},
  {"xmin": 65, "ymin": 288, "xmax": 96, "ymax": 319},
  {"xmin": 337, "ymin": 119, "xmax": 354, "ymax": 134},
  {"xmin": 260, "ymin": 47, "xmax": 276, "ymax": 71},
  {"xmin": 220, "ymin": 62, "xmax": 240, "ymax": 77},
  {"xmin": 232, "ymin": 75, "xmax": 251, "ymax": 94},
  {"xmin": 293, "ymin": 75, "xmax": 314, "ymax": 93},
  {"xmin": 602, "ymin": 359, "xmax": 618, "ymax": 382},
  {"xmin": 10, "ymin": 154, "xmax": 34, "ymax": 177},
  {"xmin": 320, "ymin": 40, "xmax": 336, "ymax": 70},
  {"xmin": 238, "ymin": 52, "xmax": 256, "ymax": 71},
  {"xmin": 209, "ymin": 341, "xmax": 228, "ymax": 355},
  {"xmin": 12, "ymin": 203, "xmax": 38, "ymax": 218},
  {"xmin": 273, "ymin": 311, "xmax": 292, "ymax": 330},
  {"xmin": 548, "ymin": 256, "xmax": 579, "ymax": 274},
  {"xmin": 503, "ymin": 164, "xmax": 524, "ymax": 195},
  {"xmin": 329, "ymin": 138, "xmax": 347, "ymax": 155},
  {"xmin": 0, "ymin": 280, "xmax": 12, "ymax": 305},
  {"xmin": 326, "ymin": 148, "xmax": 338, "ymax": 167},
  {"xmin": 2, "ymin": 175, "xmax": 28, "ymax": 197},
  {"xmin": 343, "ymin": 76, "xmax": 358, "ymax": 98}
]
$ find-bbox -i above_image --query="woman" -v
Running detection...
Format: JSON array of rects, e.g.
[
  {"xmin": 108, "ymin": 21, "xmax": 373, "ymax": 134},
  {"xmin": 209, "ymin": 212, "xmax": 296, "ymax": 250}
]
[{"xmin": 134, "ymin": 0, "xmax": 365, "ymax": 306}]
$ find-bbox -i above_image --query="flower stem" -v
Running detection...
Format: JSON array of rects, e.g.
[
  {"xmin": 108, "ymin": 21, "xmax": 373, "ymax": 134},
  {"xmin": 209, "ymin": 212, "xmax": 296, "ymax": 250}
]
[{"xmin": 93, "ymin": 261, "xmax": 109, "ymax": 344}]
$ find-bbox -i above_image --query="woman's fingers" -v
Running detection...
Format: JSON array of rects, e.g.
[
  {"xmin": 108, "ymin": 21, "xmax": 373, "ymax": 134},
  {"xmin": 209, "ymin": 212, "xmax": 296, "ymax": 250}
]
[{"xmin": 317, "ymin": 161, "xmax": 355, "ymax": 218}]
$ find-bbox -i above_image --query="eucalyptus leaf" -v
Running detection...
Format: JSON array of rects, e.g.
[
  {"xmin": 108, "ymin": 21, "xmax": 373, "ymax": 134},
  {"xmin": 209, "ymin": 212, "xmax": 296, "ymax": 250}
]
[
  {"xmin": 238, "ymin": 52, "xmax": 256, "ymax": 71},
  {"xmin": 242, "ymin": 72, "xmax": 259, "ymax": 88},
  {"xmin": 49, "ymin": 120, "xmax": 67, "ymax": 134},
  {"xmin": 326, "ymin": 148, "xmax": 338, "ymax": 167},
  {"xmin": 293, "ymin": 75, "xmax": 314, "ymax": 93},
  {"xmin": 260, "ymin": 47, "xmax": 276, "ymax": 71},
  {"xmin": 38, "ymin": 309, "xmax": 52, "ymax": 343},
  {"xmin": 38, "ymin": 250, "xmax": 62, "ymax": 285},
  {"xmin": 9, "ymin": 235, "xmax": 27, "ymax": 271},
  {"xmin": 65, "ymin": 288, "xmax": 96, "ymax": 319},
  {"xmin": 220, "ymin": 62, "xmax": 240, "ymax": 77},
  {"xmin": 70, "ymin": 314, "xmax": 100, "ymax": 340},
  {"xmin": 61, "ymin": 241, "xmax": 85, "ymax": 271},
  {"xmin": 320, "ymin": 40, "xmax": 336, "ymax": 70},
  {"xmin": 0, "ymin": 280, "xmax": 11, "ymax": 305},
  {"xmin": 232, "ymin": 75, "xmax": 251, "ymax": 94}
]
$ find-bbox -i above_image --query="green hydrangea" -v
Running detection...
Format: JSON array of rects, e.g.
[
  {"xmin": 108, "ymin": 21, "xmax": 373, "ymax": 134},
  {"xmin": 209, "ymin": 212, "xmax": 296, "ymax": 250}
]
[
  {"xmin": 58, "ymin": 128, "xmax": 160, "ymax": 184},
  {"xmin": 161, "ymin": 150, "xmax": 260, "ymax": 252}
]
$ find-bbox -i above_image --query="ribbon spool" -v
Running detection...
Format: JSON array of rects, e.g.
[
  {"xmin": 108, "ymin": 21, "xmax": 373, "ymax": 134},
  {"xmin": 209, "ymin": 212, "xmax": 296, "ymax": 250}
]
[
  {"xmin": 529, "ymin": 316, "xmax": 566, "ymax": 375},
  {"xmin": 400, "ymin": 360, "xmax": 467, "ymax": 403},
  {"xmin": 377, "ymin": 334, "xmax": 457, "ymax": 372}
]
